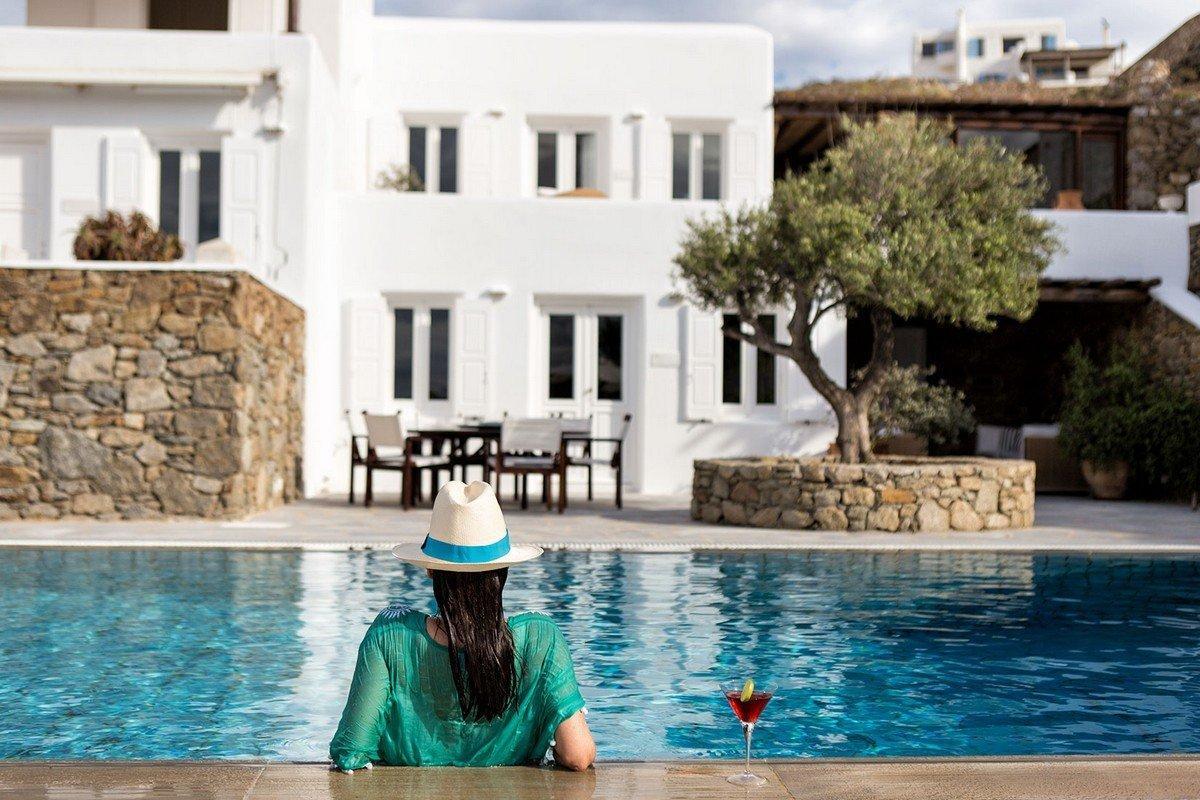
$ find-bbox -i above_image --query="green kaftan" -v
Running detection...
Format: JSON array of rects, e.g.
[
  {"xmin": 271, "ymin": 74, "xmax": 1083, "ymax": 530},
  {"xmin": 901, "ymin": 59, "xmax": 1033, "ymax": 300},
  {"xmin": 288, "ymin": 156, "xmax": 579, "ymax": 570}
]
[{"xmin": 329, "ymin": 605, "xmax": 585, "ymax": 769}]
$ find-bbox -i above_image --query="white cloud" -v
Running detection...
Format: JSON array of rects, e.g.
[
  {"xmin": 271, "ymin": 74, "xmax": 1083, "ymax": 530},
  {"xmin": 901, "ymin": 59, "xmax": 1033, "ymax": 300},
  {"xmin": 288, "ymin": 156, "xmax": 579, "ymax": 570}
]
[{"xmin": 375, "ymin": 0, "xmax": 1199, "ymax": 85}]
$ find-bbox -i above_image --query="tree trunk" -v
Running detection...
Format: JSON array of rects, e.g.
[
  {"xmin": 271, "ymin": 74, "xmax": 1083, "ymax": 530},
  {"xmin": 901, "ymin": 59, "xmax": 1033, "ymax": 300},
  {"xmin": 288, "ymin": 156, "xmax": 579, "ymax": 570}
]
[{"xmin": 830, "ymin": 391, "xmax": 873, "ymax": 463}]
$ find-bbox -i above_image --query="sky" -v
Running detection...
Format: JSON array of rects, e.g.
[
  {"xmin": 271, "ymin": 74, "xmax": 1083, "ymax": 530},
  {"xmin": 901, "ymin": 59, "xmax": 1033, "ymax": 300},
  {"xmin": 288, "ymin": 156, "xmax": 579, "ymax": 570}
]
[{"xmin": 0, "ymin": 1, "xmax": 1195, "ymax": 86}]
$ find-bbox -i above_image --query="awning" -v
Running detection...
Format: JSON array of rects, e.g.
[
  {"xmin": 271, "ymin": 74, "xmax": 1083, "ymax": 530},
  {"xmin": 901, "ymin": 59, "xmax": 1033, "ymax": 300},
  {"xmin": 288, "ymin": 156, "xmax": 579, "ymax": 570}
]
[{"xmin": 1037, "ymin": 278, "xmax": 1161, "ymax": 303}]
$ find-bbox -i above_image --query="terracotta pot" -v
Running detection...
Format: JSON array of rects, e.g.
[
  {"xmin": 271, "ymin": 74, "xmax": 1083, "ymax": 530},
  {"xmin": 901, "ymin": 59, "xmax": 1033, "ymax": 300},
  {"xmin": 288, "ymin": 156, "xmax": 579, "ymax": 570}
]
[{"xmin": 1081, "ymin": 460, "xmax": 1131, "ymax": 500}]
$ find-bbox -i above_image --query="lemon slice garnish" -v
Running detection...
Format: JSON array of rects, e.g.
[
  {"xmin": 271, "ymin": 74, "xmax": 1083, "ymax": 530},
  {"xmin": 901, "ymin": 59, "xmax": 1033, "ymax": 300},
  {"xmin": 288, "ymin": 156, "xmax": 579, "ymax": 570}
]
[{"xmin": 740, "ymin": 679, "xmax": 754, "ymax": 702}]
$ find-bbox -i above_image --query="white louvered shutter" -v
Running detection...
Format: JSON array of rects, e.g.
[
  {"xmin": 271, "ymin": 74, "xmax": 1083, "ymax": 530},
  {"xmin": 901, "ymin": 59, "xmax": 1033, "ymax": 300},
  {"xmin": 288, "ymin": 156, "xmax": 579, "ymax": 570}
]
[
  {"xmin": 103, "ymin": 132, "xmax": 151, "ymax": 214},
  {"xmin": 220, "ymin": 135, "xmax": 265, "ymax": 263},
  {"xmin": 461, "ymin": 117, "xmax": 494, "ymax": 197},
  {"xmin": 727, "ymin": 123, "xmax": 760, "ymax": 205},
  {"xmin": 344, "ymin": 296, "xmax": 389, "ymax": 412},
  {"xmin": 638, "ymin": 117, "xmax": 671, "ymax": 200},
  {"xmin": 684, "ymin": 306, "xmax": 721, "ymax": 422},
  {"xmin": 366, "ymin": 115, "xmax": 403, "ymax": 189},
  {"xmin": 454, "ymin": 299, "xmax": 491, "ymax": 416}
]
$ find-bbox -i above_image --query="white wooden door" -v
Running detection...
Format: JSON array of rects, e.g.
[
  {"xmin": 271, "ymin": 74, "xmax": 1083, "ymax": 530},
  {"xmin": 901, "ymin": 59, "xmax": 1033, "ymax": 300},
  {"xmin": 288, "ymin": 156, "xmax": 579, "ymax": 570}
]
[
  {"xmin": 0, "ymin": 141, "xmax": 47, "ymax": 259},
  {"xmin": 540, "ymin": 306, "xmax": 633, "ymax": 483}
]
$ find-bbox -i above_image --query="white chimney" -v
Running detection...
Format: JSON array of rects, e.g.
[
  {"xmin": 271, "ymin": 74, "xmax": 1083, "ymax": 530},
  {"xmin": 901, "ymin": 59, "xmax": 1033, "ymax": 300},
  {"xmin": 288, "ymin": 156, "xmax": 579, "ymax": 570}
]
[
  {"xmin": 1101, "ymin": 18, "xmax": 1111, "ymax": 46},
  {"xmin": 954, "ymin": 8, "xmax": 970, "ymax": 83}
]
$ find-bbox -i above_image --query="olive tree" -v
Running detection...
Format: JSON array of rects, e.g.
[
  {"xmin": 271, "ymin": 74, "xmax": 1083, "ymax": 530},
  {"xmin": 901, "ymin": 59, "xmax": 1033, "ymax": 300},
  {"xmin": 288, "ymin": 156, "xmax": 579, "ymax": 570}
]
[{"xmin": 673, "ymin": 114, "xmax": 1060, "ymax": 462}]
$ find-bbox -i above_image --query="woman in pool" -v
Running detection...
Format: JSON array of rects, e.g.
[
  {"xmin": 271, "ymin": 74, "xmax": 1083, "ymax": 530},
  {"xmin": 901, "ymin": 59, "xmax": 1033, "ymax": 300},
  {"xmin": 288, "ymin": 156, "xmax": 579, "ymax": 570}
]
[{"xmin": 329, "ymin": 480, "xmax": 596, "ymax": 772}]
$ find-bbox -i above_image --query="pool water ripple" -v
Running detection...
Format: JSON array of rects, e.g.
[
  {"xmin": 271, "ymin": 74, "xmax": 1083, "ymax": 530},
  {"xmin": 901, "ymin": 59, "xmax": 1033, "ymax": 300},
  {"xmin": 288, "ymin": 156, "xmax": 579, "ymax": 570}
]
[{"xmin": 1, "ymin": 549, "xmax": 1199, "ymax": 760}]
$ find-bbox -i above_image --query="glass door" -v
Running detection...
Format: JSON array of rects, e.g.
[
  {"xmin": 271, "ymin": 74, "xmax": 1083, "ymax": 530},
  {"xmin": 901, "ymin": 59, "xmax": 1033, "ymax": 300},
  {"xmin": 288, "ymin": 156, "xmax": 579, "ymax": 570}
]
[{"xmin": 542, "ymin": 306, "xmax": 631, "ymax": 482}]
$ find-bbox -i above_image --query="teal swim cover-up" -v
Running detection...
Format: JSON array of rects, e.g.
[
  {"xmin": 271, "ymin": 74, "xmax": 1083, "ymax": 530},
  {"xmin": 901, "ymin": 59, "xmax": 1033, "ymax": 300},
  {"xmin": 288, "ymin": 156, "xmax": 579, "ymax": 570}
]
[{"xmin": 329, "ymin": 605, "xmax": 586, "ymax": 769}]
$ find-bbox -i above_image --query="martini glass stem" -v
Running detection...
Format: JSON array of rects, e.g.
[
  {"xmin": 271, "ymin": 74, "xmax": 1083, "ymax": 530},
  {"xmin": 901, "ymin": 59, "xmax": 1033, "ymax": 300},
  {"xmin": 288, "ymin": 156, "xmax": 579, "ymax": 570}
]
[{"xmin": 743, "ymin": 722, "xmax": 754, "ymax": 774}]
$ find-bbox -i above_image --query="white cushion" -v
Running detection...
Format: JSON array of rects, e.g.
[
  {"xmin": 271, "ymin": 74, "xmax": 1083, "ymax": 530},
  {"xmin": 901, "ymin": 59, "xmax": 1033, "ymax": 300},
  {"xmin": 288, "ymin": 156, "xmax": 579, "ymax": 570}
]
[
  {"xmin": 504, "ymin": 456, "xmax": 554, "ymax": 469},
  {"xmin": 409, "ymin": 455, "xmax": 450, "ymax": 468}
]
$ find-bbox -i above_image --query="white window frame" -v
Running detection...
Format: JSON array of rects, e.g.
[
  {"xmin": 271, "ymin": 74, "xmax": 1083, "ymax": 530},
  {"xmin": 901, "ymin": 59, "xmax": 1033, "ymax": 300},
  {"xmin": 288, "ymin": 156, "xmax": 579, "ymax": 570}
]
[
  {"xmin": 401, "ymin": 114, "xmax": 462, "ymax": 195},
  {"xmin": 669, "ymin": 124, "xmax": 724, "ymax": 201},
  {"xmin": 720, "ymin": 310, "xmax": 784, "ymax": 418},
  {"xmin": 149, "ymin": 134, "xmax": 221, "ymax": 260},
  {"xmin": 527, "ymin": 117, "xmax": 607, "ymax": 197},
  {"xmin": 387, "ymin": 295, "xmax": 456, "ymax": 420}
]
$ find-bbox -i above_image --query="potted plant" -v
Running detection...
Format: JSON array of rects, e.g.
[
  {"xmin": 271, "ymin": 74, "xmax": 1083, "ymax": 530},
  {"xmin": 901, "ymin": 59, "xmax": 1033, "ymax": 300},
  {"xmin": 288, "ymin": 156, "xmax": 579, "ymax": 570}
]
[
  {"xmin": 868, "ymin": 363, "xmax": 975, "ymax": 456},
  {"xmin": 73, "ymin": 211, "xmax": 182, "ymax": 261},
  {"xmin": 1058, "ymin": 344, "xmax": 1144, "ymax": 500}
]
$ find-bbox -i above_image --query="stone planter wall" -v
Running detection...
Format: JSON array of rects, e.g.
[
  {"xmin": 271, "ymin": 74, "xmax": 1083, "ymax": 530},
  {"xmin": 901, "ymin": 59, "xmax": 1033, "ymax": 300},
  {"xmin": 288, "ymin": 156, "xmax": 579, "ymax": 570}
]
[
  {"xmin": 692, "ymin": 456, "xmax": 1035, "ymax": 532},
  {"xmin": 0, "ymin": 268, "xmax": 304, "ymax": 520}
]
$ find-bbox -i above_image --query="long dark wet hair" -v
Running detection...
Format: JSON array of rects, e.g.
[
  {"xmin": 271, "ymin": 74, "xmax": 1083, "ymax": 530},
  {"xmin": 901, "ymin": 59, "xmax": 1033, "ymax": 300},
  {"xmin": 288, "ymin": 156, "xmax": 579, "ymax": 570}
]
[{"xmin": 430, "ymin": 568, "xmax": 517, "ymax": 721}]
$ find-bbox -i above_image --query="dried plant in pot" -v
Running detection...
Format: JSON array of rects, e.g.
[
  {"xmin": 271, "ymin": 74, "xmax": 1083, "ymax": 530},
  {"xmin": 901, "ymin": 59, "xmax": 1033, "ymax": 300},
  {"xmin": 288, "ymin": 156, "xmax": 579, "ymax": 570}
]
[{"xmin": 73, "ymin": 211, "xmax": 183, "ymax": 262}]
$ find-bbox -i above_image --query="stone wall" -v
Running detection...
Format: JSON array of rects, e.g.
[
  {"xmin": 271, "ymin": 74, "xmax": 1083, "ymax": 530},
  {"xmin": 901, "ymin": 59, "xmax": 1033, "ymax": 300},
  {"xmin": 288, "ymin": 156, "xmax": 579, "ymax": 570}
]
[
  {"xmin": 1134, "ymin": 299, "xmax": 1200, "ymax": 400},
  {"xmin": 692, "ymin": 457, "xmax": 1035, "ymax": 532},
  {"xmin": 0, "ymin": 268, "xmax": 304, "ymax": 520}
]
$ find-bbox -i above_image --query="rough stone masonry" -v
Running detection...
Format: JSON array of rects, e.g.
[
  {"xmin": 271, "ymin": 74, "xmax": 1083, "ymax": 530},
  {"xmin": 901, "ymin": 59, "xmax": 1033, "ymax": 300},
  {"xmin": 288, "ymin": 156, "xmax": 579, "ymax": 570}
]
[
  {"xmin": 692, "ymin": 456, "xmax": 1035, "ymax": 532},
  {"xmin": 0, "ymin": 268, "xmax": 304, "ymax": 520}
]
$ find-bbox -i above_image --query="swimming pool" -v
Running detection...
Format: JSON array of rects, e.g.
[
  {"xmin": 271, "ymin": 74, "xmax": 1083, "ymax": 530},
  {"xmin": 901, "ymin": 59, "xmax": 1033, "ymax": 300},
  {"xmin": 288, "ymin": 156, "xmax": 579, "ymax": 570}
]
[{"xmin": 1, "ymin": 548, "xmax": 1198, "ymax": 761}]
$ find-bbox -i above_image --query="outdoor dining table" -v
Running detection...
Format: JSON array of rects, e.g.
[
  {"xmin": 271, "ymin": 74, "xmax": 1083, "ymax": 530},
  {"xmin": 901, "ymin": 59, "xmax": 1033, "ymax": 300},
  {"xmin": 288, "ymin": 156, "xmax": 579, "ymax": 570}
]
[{"xmin": 409, "ymin": 423, "xmax": 501, "ymax": 485}]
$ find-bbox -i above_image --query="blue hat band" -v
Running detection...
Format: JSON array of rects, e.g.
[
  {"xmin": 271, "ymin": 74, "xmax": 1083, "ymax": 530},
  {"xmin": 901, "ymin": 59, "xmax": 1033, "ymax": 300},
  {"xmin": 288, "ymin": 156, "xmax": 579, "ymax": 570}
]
[{"xmin": 421, "ymin": 530, "xmax": 512, "ymax": 564}]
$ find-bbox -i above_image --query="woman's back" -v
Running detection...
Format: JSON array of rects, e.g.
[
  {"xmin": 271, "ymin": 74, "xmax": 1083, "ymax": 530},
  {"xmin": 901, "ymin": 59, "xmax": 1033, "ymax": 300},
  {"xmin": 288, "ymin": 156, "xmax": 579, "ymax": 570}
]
[{"xmin": 329, "ymin": 604, "xmax": 585, "ymax": 769}]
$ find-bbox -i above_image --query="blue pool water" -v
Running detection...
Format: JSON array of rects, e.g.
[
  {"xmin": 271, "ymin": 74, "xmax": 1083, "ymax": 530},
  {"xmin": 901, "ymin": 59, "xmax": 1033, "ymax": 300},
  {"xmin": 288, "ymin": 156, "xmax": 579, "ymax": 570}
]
[{"xmin": 1, "ymin": 548, "xmax": 1199, "ymax": 761}]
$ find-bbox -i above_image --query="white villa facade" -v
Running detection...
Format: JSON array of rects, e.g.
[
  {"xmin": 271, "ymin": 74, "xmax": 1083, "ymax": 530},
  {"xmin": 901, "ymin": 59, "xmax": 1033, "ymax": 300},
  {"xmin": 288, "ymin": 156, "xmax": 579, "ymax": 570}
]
[
  {"xmin": 912, "ymin": 11, "xmax": 1125, "ymax": 86},
  {"xmin": 1, "ymin": 0, "xmax": 1197, "ymax": 500}
]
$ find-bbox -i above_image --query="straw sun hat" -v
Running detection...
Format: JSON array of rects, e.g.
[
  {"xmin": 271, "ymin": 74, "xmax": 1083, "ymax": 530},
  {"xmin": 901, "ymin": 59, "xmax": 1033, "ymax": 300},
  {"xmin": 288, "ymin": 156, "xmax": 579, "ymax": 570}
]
[{"xmin": 392, "ymin": 480, "xmax": 543, "ymax": 572}]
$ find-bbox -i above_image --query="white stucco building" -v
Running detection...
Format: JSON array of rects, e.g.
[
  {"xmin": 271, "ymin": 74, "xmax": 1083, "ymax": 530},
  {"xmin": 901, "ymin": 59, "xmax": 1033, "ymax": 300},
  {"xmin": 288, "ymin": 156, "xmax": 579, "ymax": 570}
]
[
  {"xmin": 912, "ymin": 11, "xmax": 1125, "ymax": 86},
  {"xmin": 2, "ymin": 0, "xmax": 1197, "ymax": 503},
  {"xmin": 0, "ymin": 0, "xmax": 835, "ymax": 497}
]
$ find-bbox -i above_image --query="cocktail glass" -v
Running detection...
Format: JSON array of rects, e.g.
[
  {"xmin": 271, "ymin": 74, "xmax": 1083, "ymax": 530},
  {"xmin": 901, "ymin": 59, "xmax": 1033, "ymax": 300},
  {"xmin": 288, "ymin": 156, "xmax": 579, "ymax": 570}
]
[{"xmin": 723, "ymin": 682, "xmax": 775, "ymax": 787}]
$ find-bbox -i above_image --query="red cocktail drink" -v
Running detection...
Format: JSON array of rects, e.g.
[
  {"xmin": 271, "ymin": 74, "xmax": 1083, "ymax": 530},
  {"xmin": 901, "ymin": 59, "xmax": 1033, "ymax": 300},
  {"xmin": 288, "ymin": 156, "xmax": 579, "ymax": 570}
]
[
  {"xmin": 722, "ymin": 680, "xmax": 777, "ymax": 787},
  {"xmin": 725, "ymin": 689, "xmax": 773, "ymax": 724}
]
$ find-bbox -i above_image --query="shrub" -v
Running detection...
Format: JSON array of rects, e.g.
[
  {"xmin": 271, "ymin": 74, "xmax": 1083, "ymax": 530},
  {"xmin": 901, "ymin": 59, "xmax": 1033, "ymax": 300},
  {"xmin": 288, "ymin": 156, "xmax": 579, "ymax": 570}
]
[
  {"xmin": 868, "ymin": 363, "xmax": 975, "ymax": 449},
  {"xmin": 1059, "ymin": 341, "xmax": 1200, "ymax": 500},
  {"xmin": 375, "ymin": 164, "xmax": 424, "ymax": 192},
  {"xmin": 73, "ymin": 211, "xmax": 182, "ymax": 262}
]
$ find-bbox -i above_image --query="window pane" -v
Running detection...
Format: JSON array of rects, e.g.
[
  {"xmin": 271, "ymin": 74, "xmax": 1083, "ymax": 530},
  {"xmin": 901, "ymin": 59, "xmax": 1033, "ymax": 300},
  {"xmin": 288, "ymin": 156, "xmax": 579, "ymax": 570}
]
[
  {"xmin": 1041, "ymin": 34, "xmax": 1057, "ymax": 51},
  {"xmin": 408, "ymin": 126, "xmax": 427, "ymax": 190},
  {"xmin": 1038, "ymin": 131, "xmax": 1075, "ymax": 207},
  {"xmin": 671, "ymin": 133, "xmax": 690, "ymax": 199},
  {"xmin": 429, "ymin": 308, "xmax": 450, "ymax": 400},
  {"xmin": 721, "ymin": 313, "xmax": 741, "ymax": 404},
  {"xmin": 701, "ymin": 134, "xmax": 720, "ymax": 200},
  {"xmin": 548, "ymin": 314, "xmax": 574, "ymax": 399},
  {"xmin": 1082, "ymin": 136, "xmax": 1117, "ymax": 210},
  {"xmin": 198, "ymin": 150, "xmax": 221, "ymax": 245},
  {"xmin": 596, "ymin": 314, "xmax": 622, "ymax": 401},
  {"xmin": 1002, "ymin": 36, "xmax": 1023, "ymax": 52},
  {"xmin": 575, "ymin": 132, "xmax": 598, "ymax": 189},
  {"xmin": 957, "ymin": 128, "xmax": 1075, "ymax": 208},
  {"xmin": 393, "ymin": 308, "xmax": 413, "ymax": 399},
  {"xmin": 756, "ymin": 314, "xmax": 776, "ymax": 405},
  {"xmin": 920, "ymin": 41, "xmax": 936, "ymax": 57},
  {"xmin": 537, "ymin": 132, "xmax": 557, "ymax": 190},
  {"xmin": 158, "ymin": 150, "xmax": 180, "ymax": 236},
  {"xmin": 438, "ymin": 127, "xmax": 457, "ymax": 193},
  {"xmin": 967, "ymin": 37, "xmax": 984, "ymax": 57}
]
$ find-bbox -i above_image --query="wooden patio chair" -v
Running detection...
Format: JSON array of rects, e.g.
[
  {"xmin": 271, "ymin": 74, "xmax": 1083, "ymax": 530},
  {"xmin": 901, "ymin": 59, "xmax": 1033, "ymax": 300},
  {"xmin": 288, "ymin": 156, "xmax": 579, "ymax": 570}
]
[
  {"xmin": 494, "ymin": 418, "xmax": 565, "ymax": 513},
  {"xmin": 564, "ymin": 413, "xmax": 632, "ymax": 508},
  {"xmin": 361, "ymin": 412, "xmax": 451, "ymax": 509},
  {"xmin": 345, "ymin": 410, "xmax": 369, "ymax": 504}
]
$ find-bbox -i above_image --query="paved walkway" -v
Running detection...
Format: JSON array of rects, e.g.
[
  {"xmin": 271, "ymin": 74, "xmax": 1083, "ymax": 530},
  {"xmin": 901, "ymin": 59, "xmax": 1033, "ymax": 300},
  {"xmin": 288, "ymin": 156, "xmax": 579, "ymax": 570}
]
[
  {"xmin": 1, "ymin": 758, "xmax": 1197, "ymax": 799},
  {"xmin": 0, "ymin": 493, "xmax": 1198, "ymax": 553}
]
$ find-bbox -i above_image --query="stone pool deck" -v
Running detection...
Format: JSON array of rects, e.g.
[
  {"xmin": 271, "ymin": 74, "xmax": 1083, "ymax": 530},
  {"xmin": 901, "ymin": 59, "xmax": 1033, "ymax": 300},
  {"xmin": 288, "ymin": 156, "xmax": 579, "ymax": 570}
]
[
  {"xmin": 2, "ymin": 757, "xmax": 1198, "ymax": 799},
  {"xmin": 0, "ymin": 493, "xmax": 1199, "ymax": 552}
]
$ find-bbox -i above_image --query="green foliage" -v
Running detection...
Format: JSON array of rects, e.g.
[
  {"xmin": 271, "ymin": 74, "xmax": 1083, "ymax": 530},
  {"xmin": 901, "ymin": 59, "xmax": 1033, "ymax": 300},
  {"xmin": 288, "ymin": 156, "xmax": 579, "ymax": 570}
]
[
  {"xmin": 675, "ymin": 113, "xmax": 1060, "ymax": 330},
  {"xmin": 375, "ymin": 164, "xmax": 424, "ymax": 192},
  {"xmin": 1059, "ymin": 342, "xmax": 1200, "ymax": 497},
  {"xmin": 868, "ymin": 364, "xmax": 975, "ymax": 448},
  {"xmin": 73, "ymin": 211, "xmax": 182, "ymax": 262},
  {"xmin": 672, "ymin": 113, "xmax": 1062, "ymax": 461}
]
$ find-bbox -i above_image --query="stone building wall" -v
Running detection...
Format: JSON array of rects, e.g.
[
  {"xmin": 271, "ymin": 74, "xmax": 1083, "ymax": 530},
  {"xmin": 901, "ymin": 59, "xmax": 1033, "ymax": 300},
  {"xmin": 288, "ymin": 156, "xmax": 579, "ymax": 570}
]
[
  {"xmin": 0, "ymin": 268, "xmax": 303, "ymax": 520},
  {"xmin": 1134, "ymin": 299, "xmax": 1200, "ymax": 400},
  {"xmin": 692, "ymin": 457, "xmax": 1035, "ymax": 533}
]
